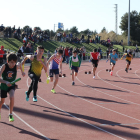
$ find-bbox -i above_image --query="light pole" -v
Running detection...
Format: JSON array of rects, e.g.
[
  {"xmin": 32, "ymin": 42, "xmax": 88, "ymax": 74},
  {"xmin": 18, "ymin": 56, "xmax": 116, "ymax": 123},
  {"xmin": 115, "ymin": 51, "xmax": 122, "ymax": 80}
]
[{"xmin": 128, "ymin": 0, "xmax": 130, "ymax": 46}]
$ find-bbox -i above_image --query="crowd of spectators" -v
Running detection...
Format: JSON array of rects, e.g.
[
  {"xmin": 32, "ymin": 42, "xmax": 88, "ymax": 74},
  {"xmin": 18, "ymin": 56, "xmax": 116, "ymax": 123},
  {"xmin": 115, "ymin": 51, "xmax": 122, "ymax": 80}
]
[
  {"xmin": 54, "ymin": 46, "xmax": 86, "ymax": 64},
  {"xmin": 22, "ymin": 28, "xmax": 50, "ymax": 45}
]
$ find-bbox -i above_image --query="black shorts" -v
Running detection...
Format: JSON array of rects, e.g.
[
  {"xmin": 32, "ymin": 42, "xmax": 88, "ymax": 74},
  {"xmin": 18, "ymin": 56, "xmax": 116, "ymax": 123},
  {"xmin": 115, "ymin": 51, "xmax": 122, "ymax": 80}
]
[
  {"xmin": 110, "ymin": 62, "xmax": 115, "ymax": 66},
  {"xmin": 126, "ymin": 60, "xmax": 131, "ymax": 65},
  {"xmin": 1, "ymin": 86, "xmax": 15, "ymax": 98},
  {"xmin": 49, "ymin": 69, "xmax": 59, "ymax": 77},
  {"xmin": 91, "ymin": 59, "xmax": 98, "ymax": 67},
  {"xmin": 71, "ymin": 66, "xmax": 78, "ymax": 73}
]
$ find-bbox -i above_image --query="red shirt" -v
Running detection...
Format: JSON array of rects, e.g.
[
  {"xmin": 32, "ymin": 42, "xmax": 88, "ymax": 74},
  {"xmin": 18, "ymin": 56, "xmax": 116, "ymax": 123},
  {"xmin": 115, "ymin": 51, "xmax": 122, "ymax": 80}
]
[
  {"xmin": 65, "ymin": 49, "xmax": 69, "ymax": 56},
  {"xmin": 0, "ymin": 49, "xmax": 4, "ymax": 58},
  {"xmin": 91, "ymin": 52, "xmax": 100, "ymax": 60}
]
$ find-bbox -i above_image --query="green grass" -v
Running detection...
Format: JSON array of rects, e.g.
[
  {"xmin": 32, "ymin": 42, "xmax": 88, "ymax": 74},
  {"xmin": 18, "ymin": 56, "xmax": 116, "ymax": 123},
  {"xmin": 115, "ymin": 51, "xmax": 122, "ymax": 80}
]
[{"xmin": 0, "ymin": 38, "xmax": 139, "ymax": 54}]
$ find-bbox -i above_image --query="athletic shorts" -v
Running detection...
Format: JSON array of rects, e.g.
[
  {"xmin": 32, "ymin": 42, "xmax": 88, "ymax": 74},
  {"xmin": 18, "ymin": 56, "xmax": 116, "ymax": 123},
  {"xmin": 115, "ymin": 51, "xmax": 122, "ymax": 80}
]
[
  {"xmin": 1, "ymin": 86, "xmax": 15, "ymax": 98},
  {"xmin": 71, "ymin": 66, "xmax": 79, "ymax": 73},
  {"xmin": 126, "ymin": 60, "xmax": 131, "ymax": 65},
  {"xmin": 49, "ymin": 69, "xmax": 59, "ymax": 77},
  {"xmin": 91, "ymin": 59, "xmax": 98, "ymax": 68},
  {"xmin": 110, "ymin": 62, "xmax": 115, "ymax": 66}
]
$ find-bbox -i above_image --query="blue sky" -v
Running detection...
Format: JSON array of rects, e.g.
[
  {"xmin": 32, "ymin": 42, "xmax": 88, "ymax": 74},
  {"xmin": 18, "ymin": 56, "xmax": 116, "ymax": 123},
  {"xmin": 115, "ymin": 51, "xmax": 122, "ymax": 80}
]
[{"xmin": 0, "ymin": 0, "xmax": 139, "ymax": 34}]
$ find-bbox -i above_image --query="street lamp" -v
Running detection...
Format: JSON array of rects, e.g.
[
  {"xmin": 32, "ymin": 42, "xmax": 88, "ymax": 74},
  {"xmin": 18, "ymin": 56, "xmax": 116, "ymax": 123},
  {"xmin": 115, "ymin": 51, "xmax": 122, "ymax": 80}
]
[{"xmin": 128, "ymin": 0, "xmax": 130, "ymax": 46}]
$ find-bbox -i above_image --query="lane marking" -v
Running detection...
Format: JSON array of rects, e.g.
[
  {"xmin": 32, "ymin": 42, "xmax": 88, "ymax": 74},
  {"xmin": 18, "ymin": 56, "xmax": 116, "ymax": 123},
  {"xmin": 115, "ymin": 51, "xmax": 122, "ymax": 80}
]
[
  {"xmin": 4, "ymin": 103, "xmax": 50, "ymax": 140},
  {"xmin": 26, "ymin": 77, "xmax": 126, "ymax": 140},
  {"xmin": 135, "ymin": 70, "xmax": 140, "ymax": 78},
  {"xmin": 97, "ymin": 69, "xmax": 140, "ymax": 95},
  {"xmin": 100, "ymin": 123, "xmax": 140, "ymax": 126},
  {"xmin": 116, "ymin": 69, "xmax": 140, "ymax": 86}
]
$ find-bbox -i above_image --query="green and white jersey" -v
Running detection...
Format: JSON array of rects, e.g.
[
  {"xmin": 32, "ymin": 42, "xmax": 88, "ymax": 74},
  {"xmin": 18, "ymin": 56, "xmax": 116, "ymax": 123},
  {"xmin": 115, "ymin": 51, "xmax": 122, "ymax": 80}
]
[{"xmin": 69, "ymin": 55, "xmax": 81, "ymax": 67}]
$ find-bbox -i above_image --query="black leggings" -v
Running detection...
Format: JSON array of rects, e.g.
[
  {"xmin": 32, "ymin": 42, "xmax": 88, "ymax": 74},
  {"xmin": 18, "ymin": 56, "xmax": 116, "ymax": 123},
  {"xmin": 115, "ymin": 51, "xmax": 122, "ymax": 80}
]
[{"xmin": 27, "ymin": 71, "xmax": 40, "ymax": 97}]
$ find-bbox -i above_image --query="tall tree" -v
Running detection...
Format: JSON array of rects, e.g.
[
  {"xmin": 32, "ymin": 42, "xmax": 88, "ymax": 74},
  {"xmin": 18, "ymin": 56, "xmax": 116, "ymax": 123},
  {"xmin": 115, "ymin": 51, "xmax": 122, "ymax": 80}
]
[
  {"xmin": 120, "ymin": 10, "xmax": 140, "ymax": 44},
  {"xmin": 69, "ymin": 26, "xmax": 79, "ymax": 34},
  {"xmin": 101, "ymin": 27, "xmax": 106, "ymax": 33}
]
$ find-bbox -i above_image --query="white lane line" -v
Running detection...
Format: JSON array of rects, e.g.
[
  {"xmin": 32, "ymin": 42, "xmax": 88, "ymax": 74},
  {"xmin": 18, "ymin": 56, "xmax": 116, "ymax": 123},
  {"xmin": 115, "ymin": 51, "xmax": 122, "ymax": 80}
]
[
  {"xmin": 135, "ymin": 70, "xmax": 140, "ymax": 78},
  {"xmin": 4, "ymin": 103, "xmax": 50, "ymax": 140},
  {"xmin": 74, "ymin": 78, "xmax": 140, "ymax": 122},
  {"xmin": 97, "ymin": 69, "xmax": 140, "ymax": 95},
  {"xmin": 116, "ymin": 69, "xmax": 140, "ymax": 86},
  {"xmin": 26, "ymin": 78, "xmax": 126, "ymax": 140},
  {"xmin": 77, "ymin": 69, "xmax": 140, "ymax": 107},
  {"xmin": 100, "ymin": 123, "xmax": 140, "ymax": 126}
]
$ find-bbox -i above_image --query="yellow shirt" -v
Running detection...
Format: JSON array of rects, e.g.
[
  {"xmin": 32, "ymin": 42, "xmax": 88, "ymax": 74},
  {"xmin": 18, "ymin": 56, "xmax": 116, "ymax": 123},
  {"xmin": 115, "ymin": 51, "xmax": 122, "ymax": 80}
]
[
  {"xmin": 125, "ymin": 53, "xmax": 132, "ymax": 61},
  {"xmin": 30, "ymin": 56, "xmax": 44, "ymax": 77}
]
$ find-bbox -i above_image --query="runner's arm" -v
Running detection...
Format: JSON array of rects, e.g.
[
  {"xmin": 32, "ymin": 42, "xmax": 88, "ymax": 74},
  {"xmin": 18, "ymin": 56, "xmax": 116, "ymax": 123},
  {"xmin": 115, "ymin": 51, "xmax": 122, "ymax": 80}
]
[
  {"xmin": 69, "ymin": 56, "xmax": 72, "ymax": 69},
  {"xmin": 16, "ymin": 62, "xmax": 25, "ymax": 77},
  {"xmin": 0, "ymin": 64, "xmax": 11, "ymax": 86},
  {"xmin": 59, "ymin": 58, "xmax": 63, "ymax": 74},
  {"xmin": 46, "ymin": 55, "xmax": 55, "ymax": 71},
  {"xmin": 78, "ymin": 55, "xmax": 81, "ymax": 67},
  {"xmin": 21, "ymin": 55, "xmax": 34, "ymax": 65}
]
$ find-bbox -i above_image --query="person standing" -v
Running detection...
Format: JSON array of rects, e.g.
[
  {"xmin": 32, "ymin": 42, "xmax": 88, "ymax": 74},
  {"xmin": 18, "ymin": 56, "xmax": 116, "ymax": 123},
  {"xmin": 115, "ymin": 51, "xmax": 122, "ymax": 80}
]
[
  {"xmin": 90, "ymin": 49, "xmax": 100, "ymax": 79},
  {"xmin": 22, "ymin": 46, "xmax": 47, "ymax": 102},
  {"xmin": 46, "ymin": 49, "xmax": 63, "ymax": 93},
  {"xmin": 69, "ymin": 49, "xmax": 81, "ymax": 85},
  {"xmin": 0, "ymin": 53, "xmax": 25, "ymax": 122},
  {"xmin": 107, "ymin": 49, "xmax": 118, "ymax": 76}
]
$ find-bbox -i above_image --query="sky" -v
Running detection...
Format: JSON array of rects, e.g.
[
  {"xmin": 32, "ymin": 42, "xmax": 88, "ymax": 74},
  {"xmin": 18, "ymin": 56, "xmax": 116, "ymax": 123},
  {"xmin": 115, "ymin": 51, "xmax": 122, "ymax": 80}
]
[{"xmin": 0, "ymin": 0, "xmax": 139, "ymax": 34}]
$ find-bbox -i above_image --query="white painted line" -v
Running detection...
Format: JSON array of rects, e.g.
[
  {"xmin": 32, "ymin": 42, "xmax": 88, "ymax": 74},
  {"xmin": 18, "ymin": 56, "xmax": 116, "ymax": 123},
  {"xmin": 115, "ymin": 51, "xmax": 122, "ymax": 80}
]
[
  {"xmin": 135, "ymin": 70, "xmax": 140, "ymax": 78},
  {"xmin": 26, "ymin": 78, "xmax": 126, "ymax": 140},
  {"xmin": 97, "ymin": 69, "xmax": 140, "ymax": 95},
  {"xmin": 75, "ymin": 78, "xmax": 140, "ymax": 122},
  {"xmin": 100, "ymin": 123, "xmax": 140, "ymax": 126},
  {"xmin": 4, "ymin": 103, "xmax": 50, "ymax": 140},
  {"xmin": 77, "ymin": 69, "xmax": 140, "ymax": 107},
  {"xmin": 116, "ymin": 69, "xmax": 140, "ymax": 86}
]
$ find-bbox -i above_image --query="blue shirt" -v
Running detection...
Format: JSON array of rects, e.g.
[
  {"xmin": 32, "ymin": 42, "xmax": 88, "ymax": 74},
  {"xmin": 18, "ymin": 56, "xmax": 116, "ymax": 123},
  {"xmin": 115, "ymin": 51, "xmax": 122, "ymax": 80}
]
[{"xmin": 109, "ymin": 53, "xmax": 118, "ymax": 64}]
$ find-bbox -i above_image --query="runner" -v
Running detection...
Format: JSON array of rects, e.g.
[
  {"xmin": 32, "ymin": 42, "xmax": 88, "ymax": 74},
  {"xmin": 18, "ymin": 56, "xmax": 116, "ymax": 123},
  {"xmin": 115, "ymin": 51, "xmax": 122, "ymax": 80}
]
[
  {"xmin": 121, "ymin": 51, "xmax": 133, "ymax": 73},
  {"xmin": 69, "ymin": 49, "xmax": 81, "ymax": 85},
  {"xmin": 107, "ymin": 49, "xmax": 118, "ymax": 76},
  {"xmin": 90, "ymin": 48, "xmax": 100, "ymax": 79},
  {"xmin": 22, "ymin": 46, "xmax": 47, "ymax": 102},
  {"xmin": 0, "ymin": 53, "xmax": 25, "ymax": 122},
  {"xmin": 46, "ymin": 48, "xmax": 63, "ymax": 93}
]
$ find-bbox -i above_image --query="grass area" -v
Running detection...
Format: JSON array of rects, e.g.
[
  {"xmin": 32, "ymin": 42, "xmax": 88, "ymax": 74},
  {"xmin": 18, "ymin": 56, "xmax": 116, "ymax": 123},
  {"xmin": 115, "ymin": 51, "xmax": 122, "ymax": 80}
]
[{"xmin": 0, "ymin": 38, "xmax": 139, "ymax": 54}]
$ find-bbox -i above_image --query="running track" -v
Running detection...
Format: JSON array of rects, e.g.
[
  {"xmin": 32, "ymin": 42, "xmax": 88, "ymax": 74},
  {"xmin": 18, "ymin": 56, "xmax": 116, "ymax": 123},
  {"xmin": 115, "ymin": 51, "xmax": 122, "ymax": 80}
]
[{"xmin": 0, "ymin": 58, "xmax": 140, "ymax": 140}]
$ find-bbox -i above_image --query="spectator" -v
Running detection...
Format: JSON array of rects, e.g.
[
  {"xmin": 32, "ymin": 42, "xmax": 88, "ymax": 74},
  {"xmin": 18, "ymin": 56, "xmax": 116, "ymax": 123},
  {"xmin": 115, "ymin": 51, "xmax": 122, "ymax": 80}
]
[
  {"xmin": 0, "ymin": 46, "xmax": 5, "ymax": 63},
  {"xmin": 17, "ymin": 47, "xmax": 24, "ymax": 62},
  {"xmin": 65, "ymin": 47, "xmax": 69, "ymax": 64},
  {"xmin": 83, "ymin": 46, "xmax": 86, "ymax": 60}
]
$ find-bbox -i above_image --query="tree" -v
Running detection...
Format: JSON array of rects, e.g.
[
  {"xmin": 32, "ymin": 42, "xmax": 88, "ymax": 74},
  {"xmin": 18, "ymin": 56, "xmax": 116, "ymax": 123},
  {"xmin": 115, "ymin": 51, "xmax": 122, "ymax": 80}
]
[
  {"xmin": 101, "ymin": 27, "xmax": 106, "ymax": 33},
  {"xmin": 34, "ymin": 27, "xmax": 41, "ymax": 31},
  {"xmin": 120, "ymin": 10, "xmax": 140, "ymax": 44},
  {"xmin": 23, "ymin": 25, "xmax": 30, "ymax": 31},
  {"xmin": 82, "ymin": 29, "xmax": 91, "ymax": 35},
  {"xmin": 69, "ymin": 26, "xmax": 79, "ymax": 34},
  {"xmin": 93, "ymin": 30, "xmax": 98, "ymax": 36}
]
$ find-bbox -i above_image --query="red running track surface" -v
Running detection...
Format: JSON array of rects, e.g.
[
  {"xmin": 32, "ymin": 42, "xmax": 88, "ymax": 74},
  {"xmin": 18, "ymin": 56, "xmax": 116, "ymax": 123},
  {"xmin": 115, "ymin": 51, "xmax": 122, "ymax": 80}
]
[{"xmin": 0, "ymin": 58, "xmax": 140, "ymax": 140}]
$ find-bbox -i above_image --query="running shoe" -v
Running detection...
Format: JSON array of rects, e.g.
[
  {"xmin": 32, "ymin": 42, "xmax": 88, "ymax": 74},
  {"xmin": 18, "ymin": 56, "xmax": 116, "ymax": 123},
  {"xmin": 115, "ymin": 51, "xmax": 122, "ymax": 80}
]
[
  {"xmin": 46, "ymin": 76, "xmax": 50, "ymax": 84},
  {"xmin": 93, "ymin": 76, "xmax": 95, "ymax": 79},
  {"xmin": 9, "ymin": 115, "xmax": 14, "ymax": 122},
  {"xmin": 33, "ymin": 96, "xmax": 37, "ymax": 102},
  {"xmin": 125, "ymin": 68, "xmax": 128, "ymax": 73},
  {"xmin": 72, "ymin": 82, "xmax": 75, "ymax": 85},
  {"xmin": 25, "ymin": 91, "xmax": 29, "ymax": 101},
  {"xmin": 51, "ymin": 89, "xmax": 56, "ymax": 93},
  {"xmin": 110, "ymin": 71, "xmax": 113, "ymax": 76}
]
